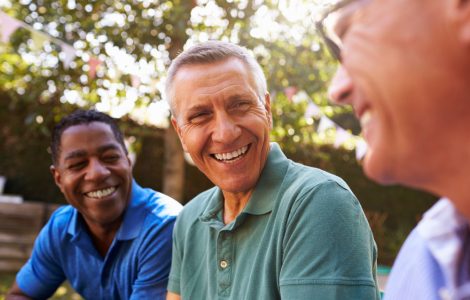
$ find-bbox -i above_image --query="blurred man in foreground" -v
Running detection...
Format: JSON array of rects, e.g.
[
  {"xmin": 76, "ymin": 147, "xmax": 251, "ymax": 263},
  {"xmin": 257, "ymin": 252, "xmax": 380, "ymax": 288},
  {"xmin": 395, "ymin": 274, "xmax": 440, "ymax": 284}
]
[
  {"xmin": 320, "ymin": 0, "xmax": 470, "ymax": 299},
  {"xmin": 7, "ymin": 109, "xmax": 182, "ymax": 299},
  {"xmin": 165, "ymin": 40, "xmax": 379, "ymax": 300}
]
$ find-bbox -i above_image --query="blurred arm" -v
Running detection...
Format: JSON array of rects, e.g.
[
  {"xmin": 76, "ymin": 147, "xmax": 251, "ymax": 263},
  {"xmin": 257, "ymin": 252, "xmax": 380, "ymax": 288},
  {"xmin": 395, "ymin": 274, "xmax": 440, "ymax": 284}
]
[
  {"xmin": 166, "ymin": 291, "xmax": 181, "ymax": 300},
  {"xmin": 6, "ymin": 281, "xmax": 33, "ymax": 300}
]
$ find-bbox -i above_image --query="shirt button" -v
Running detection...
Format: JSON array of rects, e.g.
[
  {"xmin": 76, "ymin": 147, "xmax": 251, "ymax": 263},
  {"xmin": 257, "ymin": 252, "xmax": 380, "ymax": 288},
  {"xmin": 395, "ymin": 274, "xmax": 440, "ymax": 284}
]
[{"xmin": 220, "ymin": 260, "xmax": 228, "ymax": 269}]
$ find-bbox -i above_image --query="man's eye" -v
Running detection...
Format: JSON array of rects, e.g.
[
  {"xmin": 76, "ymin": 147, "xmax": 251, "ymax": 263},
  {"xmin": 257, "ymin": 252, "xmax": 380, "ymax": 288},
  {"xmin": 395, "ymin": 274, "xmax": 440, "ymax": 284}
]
[
  {"xmin": 103, "ymin": 155, "xmax": 120, "ymax": 162},
  {"xmin": 189, "ymin": 112, "xmax": 211, "ymax": 123},
  {"xmin": 233, "ymin": 101, "xmax": 251, "ymax": 111},
  {"xmin": 68, "ymin": 162, "xmax": 86, "ymax": 170}
]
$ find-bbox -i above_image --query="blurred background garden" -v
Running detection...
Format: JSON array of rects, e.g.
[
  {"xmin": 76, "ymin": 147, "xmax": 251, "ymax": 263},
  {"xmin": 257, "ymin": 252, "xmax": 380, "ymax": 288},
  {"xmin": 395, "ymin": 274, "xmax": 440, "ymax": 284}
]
[{"xmin": 0, "ymin": 0, "xmax": 436, "ymax": 297}]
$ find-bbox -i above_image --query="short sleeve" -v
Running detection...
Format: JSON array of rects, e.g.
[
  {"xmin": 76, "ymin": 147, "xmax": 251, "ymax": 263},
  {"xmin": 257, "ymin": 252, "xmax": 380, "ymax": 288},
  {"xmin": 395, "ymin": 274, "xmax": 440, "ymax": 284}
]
[
  {"xmin": 279, "ymin": 180, "xmax": 380, "ymax": 300},
  {"xmin": 130, "ymin": 217, "xmax": 177, "ymax": 300},
  {"xmin": 16, "ymin": 212, "xmax": 66, "ymax": 299},
  {"xmin": 166, "ymin": 215, "xmax": 183, "ymax": 295}
]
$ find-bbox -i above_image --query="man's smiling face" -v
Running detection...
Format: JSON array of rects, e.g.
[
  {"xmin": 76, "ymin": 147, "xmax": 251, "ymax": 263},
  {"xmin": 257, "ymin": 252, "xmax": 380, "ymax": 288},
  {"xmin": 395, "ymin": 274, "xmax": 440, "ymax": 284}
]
[
  {"xmin": 51, "ymin": 121, "xmax": 132, "ymax": 229},
  {"xmin": 171, "ymin": 57, "xmax": 272, "ymax": 195}
]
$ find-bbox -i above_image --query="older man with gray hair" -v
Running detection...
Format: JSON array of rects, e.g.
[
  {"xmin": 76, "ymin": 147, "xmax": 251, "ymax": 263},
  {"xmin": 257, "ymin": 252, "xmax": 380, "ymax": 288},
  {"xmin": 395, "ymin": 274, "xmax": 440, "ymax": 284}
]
[
  {"xmin": 321, "ymin": 0, "xmax": 470, "ymax": 299},
  {"xmin": 165, "ymin": 40, "xmax": 379, "ymax": 300}
]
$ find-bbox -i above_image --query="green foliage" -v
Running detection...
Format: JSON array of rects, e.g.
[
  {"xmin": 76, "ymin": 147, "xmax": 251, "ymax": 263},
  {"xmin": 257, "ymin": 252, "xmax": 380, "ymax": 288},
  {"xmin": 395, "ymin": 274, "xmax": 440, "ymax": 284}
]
[
  {"xmin": 0, "ymin": 0, "xmax": 438, "ymax": 265},
  {"xmin": 0, "ymin": 0, "xmax": 342, "ymax": 129}
]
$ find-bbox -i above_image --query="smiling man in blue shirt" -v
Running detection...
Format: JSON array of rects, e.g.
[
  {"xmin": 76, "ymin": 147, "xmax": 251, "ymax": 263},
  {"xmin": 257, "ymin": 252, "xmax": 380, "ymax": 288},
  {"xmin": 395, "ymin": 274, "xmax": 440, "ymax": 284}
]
[{"xmin": 6, "ymin": 109, "xmax": 182, "ymax": 300}]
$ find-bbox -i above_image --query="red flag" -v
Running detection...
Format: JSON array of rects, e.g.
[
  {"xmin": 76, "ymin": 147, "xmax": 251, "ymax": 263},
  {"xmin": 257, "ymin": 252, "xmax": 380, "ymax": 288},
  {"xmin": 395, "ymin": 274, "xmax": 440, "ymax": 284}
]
[
  {"xmin": 88, "ymin": 57, "xmax": 102, "ymax": 79},
  {"xmin": 284, "ymin": 86, "xmax": 297, "ymax": 101}
]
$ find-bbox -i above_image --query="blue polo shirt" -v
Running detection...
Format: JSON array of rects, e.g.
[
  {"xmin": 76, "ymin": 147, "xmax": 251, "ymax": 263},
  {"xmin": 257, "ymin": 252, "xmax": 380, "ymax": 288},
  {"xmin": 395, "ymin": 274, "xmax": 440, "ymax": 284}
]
[{"xmin": 16, "ymin": 180, "xmax": 182, "ymax": 300}]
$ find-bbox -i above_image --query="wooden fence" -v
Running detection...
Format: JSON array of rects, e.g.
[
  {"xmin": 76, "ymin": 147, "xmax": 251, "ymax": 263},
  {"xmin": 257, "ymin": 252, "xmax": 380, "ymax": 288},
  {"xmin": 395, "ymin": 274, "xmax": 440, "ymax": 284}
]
[{"xmin": 0, "ymin": 201, "xmax": 59, "ymax": 272}]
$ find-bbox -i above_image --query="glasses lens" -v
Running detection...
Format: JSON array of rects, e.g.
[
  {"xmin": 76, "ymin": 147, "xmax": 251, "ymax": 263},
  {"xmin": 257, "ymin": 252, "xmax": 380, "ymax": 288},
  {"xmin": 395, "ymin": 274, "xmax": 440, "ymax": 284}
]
[
  {"xmin": 319, "ymin": 8, "xmax": 344, "ymax": 61},
  {"xmin": 316, "ymin": 0, "xmax": 361, "ymax": 62}
]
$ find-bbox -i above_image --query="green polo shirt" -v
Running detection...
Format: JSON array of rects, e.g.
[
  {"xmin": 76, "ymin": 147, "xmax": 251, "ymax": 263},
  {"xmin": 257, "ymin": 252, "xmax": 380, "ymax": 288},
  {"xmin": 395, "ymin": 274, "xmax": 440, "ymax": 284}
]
[{"xmin": 168, "ymin": 143, "xmax": 379, "ymax": 299}]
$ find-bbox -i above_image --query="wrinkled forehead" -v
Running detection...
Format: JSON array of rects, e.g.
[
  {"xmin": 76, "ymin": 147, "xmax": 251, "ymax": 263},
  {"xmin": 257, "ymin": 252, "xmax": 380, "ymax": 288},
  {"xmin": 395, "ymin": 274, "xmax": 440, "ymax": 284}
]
[
  {"xmin": 174, "ymin": 57, "xmax": 253, "ymax": 84},
  {"xmin": 322, "ymin": 0, "xmax": 370, "ymax": 26},
  {"xmin": 174, "ymin": 56, "xmax": 256, "ymax": 83},
  {"xmin": 171, "ymin": 58, "xmax": 259, "ymax": 113}
]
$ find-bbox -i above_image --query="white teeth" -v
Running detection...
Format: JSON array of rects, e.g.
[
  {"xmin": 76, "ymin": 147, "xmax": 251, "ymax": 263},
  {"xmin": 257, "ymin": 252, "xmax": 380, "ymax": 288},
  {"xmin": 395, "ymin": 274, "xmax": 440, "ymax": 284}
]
[
  {"xmin": 86, "ymin": 186, "xmax": 116, "ymax": 199},
  {"xmin": 360, "ymin": 111, "xmax": 372, "ymax": 128},
  {"xmin": 214, "ymin": 145, "xmax": 248, "ymax": 161}
]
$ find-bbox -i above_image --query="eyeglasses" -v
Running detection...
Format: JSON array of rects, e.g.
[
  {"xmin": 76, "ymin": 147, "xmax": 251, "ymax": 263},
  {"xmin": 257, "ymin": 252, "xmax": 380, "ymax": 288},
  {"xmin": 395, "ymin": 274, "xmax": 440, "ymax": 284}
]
[{"xmin": 315, "ymin": 0, "xmax": 361, "ymax": 62}]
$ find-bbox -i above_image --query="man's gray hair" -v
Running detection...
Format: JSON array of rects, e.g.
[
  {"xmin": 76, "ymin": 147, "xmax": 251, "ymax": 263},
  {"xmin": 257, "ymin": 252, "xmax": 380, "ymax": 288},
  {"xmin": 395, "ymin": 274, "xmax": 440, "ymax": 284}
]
[{"xmin": 165, "ymin": 40, "xmax": 267, "ymax": 114}]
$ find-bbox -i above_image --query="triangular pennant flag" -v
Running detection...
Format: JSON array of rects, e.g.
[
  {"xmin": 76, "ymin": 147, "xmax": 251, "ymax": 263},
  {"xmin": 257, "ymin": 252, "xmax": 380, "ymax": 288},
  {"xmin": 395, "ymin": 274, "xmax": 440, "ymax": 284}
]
[
  {"xmin": 30, "ymin": 30, "xmax": 48, "ymax": 50},
  {"xmin": 284, "ymin": 86, "xmax": 297, "ymax": 101},
  {"xmin": 355, "ymin": 138, "xmax": 368, "ymax": 161},
  {"xmin": 334, "ymin": 127, "xmax": 352, "ymax": 148},
  {"xmin": 88, "ymin": 57, "xmax": 102, "ymax": 79},
  {"xmin": 0, "ymin": 11, "xmax": 23, "ymax": 43},
  {"xmin": 317, "ymin": 115, "xmax": 335, "ymax": 133},
  {"xmin": 304, "ymin": 101, "xmax": 322, "ymax": 119},
  {"xmin": 60, "ymin": 43, "xmax": 76, "ymax": 69}
]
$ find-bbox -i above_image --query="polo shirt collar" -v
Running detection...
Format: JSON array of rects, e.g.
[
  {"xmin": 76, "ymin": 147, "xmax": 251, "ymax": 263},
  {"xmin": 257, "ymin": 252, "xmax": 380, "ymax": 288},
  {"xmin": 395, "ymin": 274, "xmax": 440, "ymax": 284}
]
[
  {"xmin": 67, "ymin": 179, "xmax": 147, "ymax": 241},
  {"xmin": 417, "ymin": 198, "xmax": 469, "ymax": 292},
  {"xmin": 199, "ymin": 142, "xmax": 289, "ymax": 223},
  {"xmin": 67, "ymin": 208, "xmax": 80, "ymax": 236},
  {"xmin": 116, "ymin": 180, "xmax": 148, "ymax": 240},
  {"xmin": 243, "ymin": 142, "xmax": 289, "ymax": 215},
  {"xmin": 198, "ymin": 189, "xmax": 224, "ymax": 227}
]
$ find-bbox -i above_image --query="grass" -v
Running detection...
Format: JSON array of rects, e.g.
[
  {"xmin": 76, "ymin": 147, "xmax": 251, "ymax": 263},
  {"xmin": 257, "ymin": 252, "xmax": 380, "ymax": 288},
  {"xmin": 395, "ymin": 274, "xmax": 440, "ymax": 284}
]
[{"xmin": 0, "ymin": 273, "xmax": 82, "ymax": 300}]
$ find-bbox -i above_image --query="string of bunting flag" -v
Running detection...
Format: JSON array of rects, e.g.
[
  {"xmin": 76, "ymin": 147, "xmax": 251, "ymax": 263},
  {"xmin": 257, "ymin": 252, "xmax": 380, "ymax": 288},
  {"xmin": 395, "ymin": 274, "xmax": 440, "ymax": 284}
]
[
  {"xmin": 287, "ymin": 88, "xmax": 368, "ymax": 160},
  {"xmin": 0, "ymin": 8, "xmax": 162, "ymax": 127},
  {"xmin": 0, "ymin": 9, "xmax": 368, "ymax": 160},
  {"xmin": 0, "ymin": 9, "xmax": 101, "ymax": 78}
]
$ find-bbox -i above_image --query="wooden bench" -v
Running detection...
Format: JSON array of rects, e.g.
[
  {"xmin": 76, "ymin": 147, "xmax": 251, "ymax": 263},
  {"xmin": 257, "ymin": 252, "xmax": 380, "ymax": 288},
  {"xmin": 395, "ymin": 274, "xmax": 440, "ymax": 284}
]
[{"xmin": 0, "ymin": 201, "xmax": 60, "ymax": 272}]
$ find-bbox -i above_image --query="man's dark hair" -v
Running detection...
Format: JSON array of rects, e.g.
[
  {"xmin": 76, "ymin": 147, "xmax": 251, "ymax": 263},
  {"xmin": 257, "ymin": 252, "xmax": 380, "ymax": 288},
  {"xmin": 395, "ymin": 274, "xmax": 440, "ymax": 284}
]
[{"xmin": 51, "ymin": 109, "xmax": 128, "ymax": 165}]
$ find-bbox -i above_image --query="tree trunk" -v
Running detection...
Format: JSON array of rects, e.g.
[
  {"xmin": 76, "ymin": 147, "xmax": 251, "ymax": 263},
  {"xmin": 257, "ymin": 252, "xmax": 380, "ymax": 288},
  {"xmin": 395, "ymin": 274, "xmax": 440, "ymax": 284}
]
[
  {"xmin": 162, "ymin": 124, "xmax": 185, "ymax": 202},
  {"xmin": 162, "ymin": 1, "xmax": 196, "ymax": 203}
]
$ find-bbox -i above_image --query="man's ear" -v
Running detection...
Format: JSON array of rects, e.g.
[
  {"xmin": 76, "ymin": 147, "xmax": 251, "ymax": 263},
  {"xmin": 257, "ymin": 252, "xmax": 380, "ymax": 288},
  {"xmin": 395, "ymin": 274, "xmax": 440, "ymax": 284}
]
[
  {"xmin": 264, "ymin": 93, "xmax": 273, "ymax": 129},
  {"xmin": 171, "ymin": 116, "xmax": 188, "ymax": 152},
  {"xmin": 50, "ymin": 165, "xmax": 63, "ymax": 193},
  {"xmin": 449, "ymin": 0, "xmax": 470, "ymax": 44},
  {"xmin": 456, "ymin": 0, "xmax": 470, "ymax": 11}
]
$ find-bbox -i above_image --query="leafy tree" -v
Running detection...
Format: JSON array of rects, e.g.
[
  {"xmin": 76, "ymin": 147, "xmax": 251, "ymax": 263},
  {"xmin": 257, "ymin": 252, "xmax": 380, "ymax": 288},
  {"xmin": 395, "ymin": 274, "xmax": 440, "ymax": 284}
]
[
  {"xmin": 0, "ymin": 0, "xmax": 342, "ymax": 199},
  {"xmin": 0, "ymin": 0, "xmax": 436, "ymax": 264}
]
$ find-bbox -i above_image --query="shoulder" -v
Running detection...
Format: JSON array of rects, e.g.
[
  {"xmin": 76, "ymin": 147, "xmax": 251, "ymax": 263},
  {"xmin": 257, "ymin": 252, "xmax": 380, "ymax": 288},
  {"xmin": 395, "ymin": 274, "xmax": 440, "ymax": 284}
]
[
  {"xmin": 286, "ymin": 160, "xmax": 351, "ymax": 192},
  {"xmin": 43, "ymin": 205, "xmax": 74, "ymax": 233},
  {"xmin": 384, "ymin": 229, "xmax": 445, "ymax": 300},
  {"xmin": 282, "ymin": 161, "xmax": 358, "ymax": 211},
  {"xmin": 172, "ymin": 187, "xmax": 218, "ymax": 234},
  {"xmin": 389, "ymin": 229, "xmax": 441, "ymax": 276},
  {"xmin": 137, "ymin": 186, "xmax": 183, "ymax": 223},
  {"xmin": 180, "ymin": 186, "xmax": 218, "ymax": 219},
  {"xmin": 32, "ymin": 205, "xmax": 74, "ymax": 255}
]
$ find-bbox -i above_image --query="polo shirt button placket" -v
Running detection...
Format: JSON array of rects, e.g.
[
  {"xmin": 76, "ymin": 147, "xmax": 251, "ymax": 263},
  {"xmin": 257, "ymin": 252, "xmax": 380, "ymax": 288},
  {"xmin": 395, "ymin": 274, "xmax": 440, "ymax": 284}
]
[{"xmin": 217, "ymin": 230, "xmax": 233, "ymax": 297}]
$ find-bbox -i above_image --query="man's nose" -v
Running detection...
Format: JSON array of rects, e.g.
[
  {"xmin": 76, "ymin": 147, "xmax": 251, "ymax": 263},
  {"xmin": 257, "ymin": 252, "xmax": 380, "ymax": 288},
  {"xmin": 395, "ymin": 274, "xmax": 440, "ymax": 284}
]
[
  {"xmin": 328, "ymin": 66, "xmax": 353, "ymax": 105},
  {"xmin": 85, "ymin": 159, "xmax": 111, "ymax": 181},
  {"xmin": 211, "ymin": 114, "xmax": 242, "ymax": 143}
]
